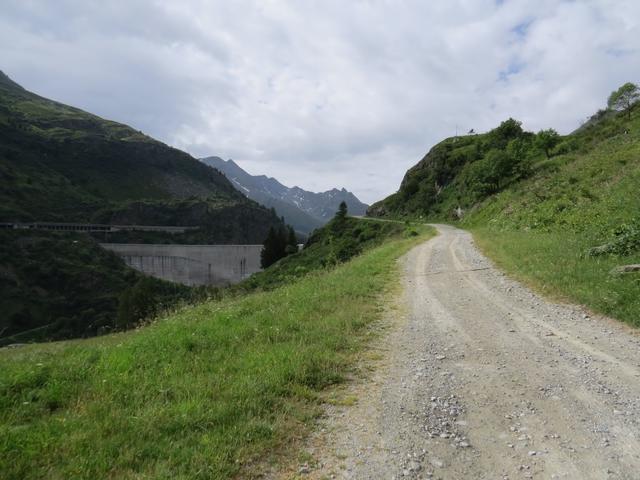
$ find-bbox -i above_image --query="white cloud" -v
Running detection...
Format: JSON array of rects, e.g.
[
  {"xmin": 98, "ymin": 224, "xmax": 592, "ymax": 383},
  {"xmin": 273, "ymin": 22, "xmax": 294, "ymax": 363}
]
[{"xmin": 1, "ymin": 0, "xmax": 639, "ymax": 203}]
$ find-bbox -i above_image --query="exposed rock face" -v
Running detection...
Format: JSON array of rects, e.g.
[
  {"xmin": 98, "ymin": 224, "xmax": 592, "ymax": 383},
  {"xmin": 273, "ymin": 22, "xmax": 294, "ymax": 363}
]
[{"xmin": 610, "ymin": 264, "xmax": 640, "ymax": 275}]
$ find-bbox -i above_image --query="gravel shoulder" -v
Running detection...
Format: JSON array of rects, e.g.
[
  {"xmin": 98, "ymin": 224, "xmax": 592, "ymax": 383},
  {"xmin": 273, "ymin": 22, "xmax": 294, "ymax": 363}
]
[{"xmin": 298, "ymin": 224, "xmax": 640, "ymax": 479}]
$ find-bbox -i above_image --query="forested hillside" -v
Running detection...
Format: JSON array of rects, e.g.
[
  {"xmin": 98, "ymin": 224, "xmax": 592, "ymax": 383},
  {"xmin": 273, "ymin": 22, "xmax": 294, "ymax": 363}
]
[{"xmin": 0, "ymin": 70, "xmax": 282, "ymax": 243}]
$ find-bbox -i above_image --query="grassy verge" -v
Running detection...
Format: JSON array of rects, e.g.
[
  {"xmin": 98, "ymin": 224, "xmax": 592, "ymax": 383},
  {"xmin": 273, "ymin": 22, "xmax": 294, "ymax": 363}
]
[
  {"xmin": 0, "ymin": 226, "xmax": 434, "ymax": 479},
  {"xmin": 472, "ymin": 228, "xmax": 640, "ymax": 327}
]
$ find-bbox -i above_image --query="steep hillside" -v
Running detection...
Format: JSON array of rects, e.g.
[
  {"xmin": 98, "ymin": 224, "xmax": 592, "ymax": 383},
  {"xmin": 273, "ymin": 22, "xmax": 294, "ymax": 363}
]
[
  {"xmin": 0, "ymin": 71, "xmax": 282, "ymax": 243},
  {"xmin": 370, "ymin": 95, "xmax": 639, "ymax": 228},
  {"xmin": 368, "ymin": 118, "xmax": 536, "ymax": 219},
  {"xmin": 202, "ymin": 157, "xmax": 368, "ymax": 233},
  {"xmin": 371, "ymin": 90, "xmax": 640, "ymax": 324},
  {"xmin": 0, "ymin": 230, "xmax": 195, "ymax": 345}
]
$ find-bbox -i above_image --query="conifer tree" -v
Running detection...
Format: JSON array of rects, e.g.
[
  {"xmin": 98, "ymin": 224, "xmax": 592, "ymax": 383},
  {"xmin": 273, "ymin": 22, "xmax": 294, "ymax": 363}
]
[
  {"xmin": 261, "ymin": 224, "xmax": 298, "ymax": 268},
  {"xmin": 285, "ymin": 226, "xmax": 298, "ymax": 254},
  {"xmin": 336, "ymin": 201, "xmax": 348, "ymax": 220},
  {"xmin": 260, "ymin": 227, "xmax": 278, "ymax": 268}
]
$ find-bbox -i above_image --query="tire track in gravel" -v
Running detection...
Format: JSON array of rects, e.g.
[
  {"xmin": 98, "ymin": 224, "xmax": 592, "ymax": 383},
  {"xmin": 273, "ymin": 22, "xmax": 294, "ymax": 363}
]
[{"xmin": 297, "ymin": 225, "xmax": 640, "ymax": 480}]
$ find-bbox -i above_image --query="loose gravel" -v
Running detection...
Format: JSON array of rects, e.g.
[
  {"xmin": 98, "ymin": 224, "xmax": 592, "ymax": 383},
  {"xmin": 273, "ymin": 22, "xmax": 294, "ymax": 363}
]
[{"xmin": 298, "ymin": 225, "xmax": 640, "ymax": 480}]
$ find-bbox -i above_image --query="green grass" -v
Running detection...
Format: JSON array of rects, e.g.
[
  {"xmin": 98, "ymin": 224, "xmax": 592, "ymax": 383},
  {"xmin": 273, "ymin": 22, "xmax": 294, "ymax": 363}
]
[
  {"xmin": 472, "ymin": 229, "xmax": 640, "ymax": 326},
  {"xmin": 463, "ymin": 106, "xmax": 640, "ymax": 327},
  {"xmin": 0, "ymin": 226, "xmax": 434, "ymax": 479}
]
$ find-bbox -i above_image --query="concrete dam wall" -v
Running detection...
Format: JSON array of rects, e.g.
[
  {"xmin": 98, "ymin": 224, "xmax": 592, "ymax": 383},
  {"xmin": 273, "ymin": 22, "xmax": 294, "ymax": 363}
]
[{"xmin": 101, "ymin": 244, "xmax": 263, "ymax": 286}]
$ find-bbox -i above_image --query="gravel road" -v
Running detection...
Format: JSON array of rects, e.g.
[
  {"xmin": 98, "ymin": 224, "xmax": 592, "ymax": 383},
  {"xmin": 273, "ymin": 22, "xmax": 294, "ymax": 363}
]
[{"xmin": 302, "ymin": 224, "xmax": 640, "ymax": 480}]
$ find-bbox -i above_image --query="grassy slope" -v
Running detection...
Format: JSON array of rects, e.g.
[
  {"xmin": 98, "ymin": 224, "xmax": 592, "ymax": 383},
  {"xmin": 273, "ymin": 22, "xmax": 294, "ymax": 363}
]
[
  {"xmin": 0, "ymin": 224, "xmax": 434, "ymax": 479},
  {"xmin": 465, "ymin": 110, "xmax": 640, "ymax": 325},
  {"xmin": 371, "ymin": 101, "xmax": 640, "ymax": 326}
]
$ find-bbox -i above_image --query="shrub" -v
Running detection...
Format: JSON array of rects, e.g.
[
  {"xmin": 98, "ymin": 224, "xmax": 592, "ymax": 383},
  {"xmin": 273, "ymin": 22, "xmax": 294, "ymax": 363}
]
[{"xmin": 588, "ymin": 220, "xmax": 640, "ymax": 257}]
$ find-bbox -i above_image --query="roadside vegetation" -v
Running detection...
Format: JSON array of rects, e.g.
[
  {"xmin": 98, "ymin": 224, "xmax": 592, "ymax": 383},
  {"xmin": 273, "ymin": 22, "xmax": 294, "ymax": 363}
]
[
  {"xmin": 371, "ymin": 82, "xmax": 640, "ymax": 327},
  {"xmin": 466, "ymin": 101, "xmax": 640, "ymax": 326},
  {"xmin": 472, "ymin": 230, "xmax": 640, "ymax": 326},
  {"xmin": 0, "ymin": 220, "xmax": 434, "ymax": 479}
]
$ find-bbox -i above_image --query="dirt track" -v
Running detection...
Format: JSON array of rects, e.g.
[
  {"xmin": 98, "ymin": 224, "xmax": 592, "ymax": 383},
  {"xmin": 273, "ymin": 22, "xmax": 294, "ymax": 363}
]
[{"xmin": 303, "ymin": 225, "xmax": 640, "ymax": 479}]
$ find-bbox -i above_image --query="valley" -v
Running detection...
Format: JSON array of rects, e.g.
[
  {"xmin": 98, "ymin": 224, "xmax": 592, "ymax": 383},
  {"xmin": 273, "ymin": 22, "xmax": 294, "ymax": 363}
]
[
  {"xmin": 0, "ymin": 71, "xmax": 287, "ymax": 342},
  {"xmin": 0, "ymin": 217, "xmax": 424, "ymax": 479}
]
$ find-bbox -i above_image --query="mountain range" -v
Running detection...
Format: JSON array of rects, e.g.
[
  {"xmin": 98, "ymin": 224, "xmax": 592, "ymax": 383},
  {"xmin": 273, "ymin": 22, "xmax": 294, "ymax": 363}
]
[{"xmin": 201, "ymin": 156, "xmax": 368, "ymax": 235}]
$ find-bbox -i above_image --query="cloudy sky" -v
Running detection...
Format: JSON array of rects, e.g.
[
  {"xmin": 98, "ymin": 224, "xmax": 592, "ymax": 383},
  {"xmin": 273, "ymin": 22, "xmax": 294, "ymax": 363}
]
[{"xmin": 1, "ymin": 1, "xmax": 639, "ymax": 203}]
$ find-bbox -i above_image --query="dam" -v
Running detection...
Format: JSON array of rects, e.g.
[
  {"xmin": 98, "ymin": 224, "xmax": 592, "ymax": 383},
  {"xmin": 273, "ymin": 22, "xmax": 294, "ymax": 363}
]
[{"xmin": 101, "ymin": 243, "xmax": 263, "ymax": 286}]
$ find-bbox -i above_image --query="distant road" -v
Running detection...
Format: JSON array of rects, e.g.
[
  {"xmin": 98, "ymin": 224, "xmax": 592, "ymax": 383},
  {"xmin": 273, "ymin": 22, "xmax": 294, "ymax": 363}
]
[
  {"xmin": 349, "ymin": 215, "xmax": 402, "ymax": 223},
  {"xmin": 309, "ymin": 225, "xmax": 640, "ymax": 479},
  {"xmin": 0, "ymin": 222, "xmax": 198, "ymax": 233}
]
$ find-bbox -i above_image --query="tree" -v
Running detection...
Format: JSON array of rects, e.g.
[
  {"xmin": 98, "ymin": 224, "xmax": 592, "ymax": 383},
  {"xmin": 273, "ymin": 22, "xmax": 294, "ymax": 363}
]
[
  {"xmin": 485, "ymin": 149, "xmax": 513, "ymax": 190},
  {"xmin": 535, "ymin": 128, "xmax": 560, "ymax": 158},
  {"xmin": 608, "ymin": 82, "xmax": 640, "ymax": 119},
  {"xmin": 285, "ymin": 226, "xmax": 298, "ymax": 255},
  {"xmin": 260, "ymin": 227, "xmax": 282, "ymax": 268},
  {"xmin": 261, "ymin": 224, "xmax": 297, "ymax": 268},
  {"xmin": 506, "ymin": 138, "xmax": 533, "ymax": 177},
  {"xmin": 402, "ymin": 178, "xmax": 420, "ymax": 199},
  {"xmin": 459, "ymin": 156, "xmax": 498, "ymax": 199},
  {"xmin": 336, "ymin": 201, "xmax": 348, "ymax": 220},
  {"xmin": 487, "ymin": 118, "xmax": 524, "ymax": 149}
]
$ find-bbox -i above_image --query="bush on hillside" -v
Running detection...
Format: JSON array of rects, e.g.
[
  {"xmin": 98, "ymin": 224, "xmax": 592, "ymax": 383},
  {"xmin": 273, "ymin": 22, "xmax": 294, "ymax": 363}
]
[
  {"xmin": 589, "ymin": 221, "xmax": 640, "ymax": 257},
  {"xmin": 485, "ymin": 118, "xmax": 524, "ymax": 149}
]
